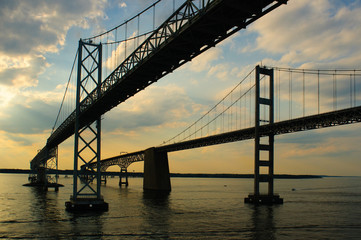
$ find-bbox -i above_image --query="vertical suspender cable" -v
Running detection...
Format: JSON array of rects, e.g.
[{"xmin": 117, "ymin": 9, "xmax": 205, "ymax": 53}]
[
  {"xmin": 318, "ymin": 70, "xmax": 320, "ymax": 114},
  {"xmin": 115, "ymin": 29, "xmax": 118, "ymax": 67},
  {"xmin": 303, "ymin": 70, "xmax": 305, "ymax": 117},
  {"xmin": 137, "ymin": 15, "xmax": 140, "ymax": 47},
  {"xmin": 249, "ymin": 73, "xmax": 252, "ymax": 126},
  {"xmin": 153, "ymin": 4, "xmax": 156, "ymax": 30},
  {"xmin": 289, "ymin": 70, "xmax": 291, "ymax": 119},
  {"xmin": 111, "ymin": 42, "xmax": 114, "ymax": 72},
  {"xmin": 333, "ymin": 71, "xmax": 337, "ymax": 110},
  {"xmin": 125, "ymin": 22, "xmax": 127, "ymax": 60},
  {"xmin": 239, "ymin": 83, "xmax": 242, "ymax": 129},
  {"xmin": 52, "ymin": 50, "xmax": 78, "ymax": 134},
  {"xmin": 335, "ymin": 70, "xmax": 337, "ymax": 110},
  {"xmin": 222, "ymin": 100, "xmax": 225, "ymax": 133},
  {"xmin": 354, "ymin": 70, "xmax": 356, "ymax": 106},
  {"xmin": 278, "ymin": 69, "xmax": 280, "ymax": 121},
  {"xmin": 350, "ymin": 74, "xmax": 353, "ymax": 108},
  {"xmin": 106, "ymin": 34, "xmax": 109, "ymax": 78},
  {"xmin": 230, "ymin": 91, "xmax": 232, "ymax": 131}
]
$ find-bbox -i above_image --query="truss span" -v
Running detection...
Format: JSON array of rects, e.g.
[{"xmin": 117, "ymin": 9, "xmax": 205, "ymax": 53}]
[{"xmin": 88, "ymin": 151, "xmax": 145, "ymax": 172}]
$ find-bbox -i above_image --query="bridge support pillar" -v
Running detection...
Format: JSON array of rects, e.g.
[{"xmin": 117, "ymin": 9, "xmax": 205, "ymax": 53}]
[
  {"xmin": 24, "ymin": 147, "xmax": 63, "ymax": 191},
  {"xmin": 101, "ymin": 175, "xmax": 107, "ymax": 184},
  {"xmin": 245, "ymin": 66, "xmax": 283, "ymax": 204},
  {"xmin": 119, "ymin": 167, "xmax": 129, "ymax": 187},
  {"xmin": 143, "ymin": 148, "xmax": 171, "ymax": 192}
]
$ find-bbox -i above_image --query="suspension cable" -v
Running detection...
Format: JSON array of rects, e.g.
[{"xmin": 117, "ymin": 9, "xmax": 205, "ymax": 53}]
[
  {"xmin": 84, "ymin": 0, "xmax": 161, "ymax": 42},
  {"xmin": 52, "ymin": 50, "xmax": 78, "ymax": 134}
]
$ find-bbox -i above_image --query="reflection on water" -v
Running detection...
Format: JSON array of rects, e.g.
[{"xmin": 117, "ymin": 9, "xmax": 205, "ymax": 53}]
[
  {"xmin": 67, "ymin": 212, "xmax": 105, "ymax": 239},
  {"xmin": 249, "ymin": 205, "xmax": 276, "ymax": 240},
  {"xmin": 142, "ymin": 191, "xmax": 171, "ymax": 238},
  {"xmin": 29, "ymin": 187, "xmax": 60, "ymax": 220},
  {"xmin": 0, "ymin": 175, "xmax": 361, "ymax": 239}
]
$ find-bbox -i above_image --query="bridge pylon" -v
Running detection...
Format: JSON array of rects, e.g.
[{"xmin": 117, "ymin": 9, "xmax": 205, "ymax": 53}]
[
  {"xmin": 119, "ymin": 167, "xmax": 129, "ymax": 187},
  {"xmin": 245, "ymin": 66, "xmax": 283, "ymax": 204},
  {"xmin": 65, "ymin": 39, "xmax": 108, "ymax": 211}
]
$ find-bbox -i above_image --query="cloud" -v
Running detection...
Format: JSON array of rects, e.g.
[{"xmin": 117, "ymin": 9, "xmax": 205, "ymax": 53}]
[
  {"xmin": 0, "ymin": 99, "xmax": 57, "ymax": 135},
  {"xmin": 0, "ymin": 55, "xmax": 48, "ymax": 87},
  {"xmin": 119, "ymin": 2, "xmax": 127, "ymax": 8},
  {"xmin": 0, "ymin": 0, "xmax": 107, "ymax": 88},
  {"xmin": 102, "ymin": 84, "xmax": 203, "ymax": 135},
  {"xmin": 244, "ymin": 0, "xmax": 361, "ymax": 67},
  {"xmin": 187, "ymin": 47, "xmax": 223, "ymax": 73},
  {"xmin": 0, "ymin": 80, "xmax": 70, "ymax": 138},
  {"xmin": 0, "ymin": 0, "xmax": 107, "ymax": 56},
  {"xmin": 208, "ymin": 64, "xmax": 230, "ymax": 81}
]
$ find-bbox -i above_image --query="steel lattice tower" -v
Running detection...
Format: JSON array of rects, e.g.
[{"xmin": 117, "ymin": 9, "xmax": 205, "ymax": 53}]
[{"xmin": 65, "ymin": 40, "xmax": 108, "ymax": 211}]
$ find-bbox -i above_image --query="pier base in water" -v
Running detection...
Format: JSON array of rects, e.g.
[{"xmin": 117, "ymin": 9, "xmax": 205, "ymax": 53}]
[
  {"xmin": 244, "ymin": 194, "xmax": 283, "ymax": 205},
  {"xmin": 143, "ymin": 148, "xmax": 171, "ymax": 192},
  {"xmin": 23, "ymin": 182, "xmax": 63, "ymax": 192},
  {"xmin": 65, "ymin": 197, "xmax": 109, "ymax": 212}
]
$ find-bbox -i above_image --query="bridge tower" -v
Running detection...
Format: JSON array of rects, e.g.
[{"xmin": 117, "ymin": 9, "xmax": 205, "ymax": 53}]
[
  {"xmin": 245, "ymin": 66, "xmax": 283, "ymax": 204},
  {"xmin": 119, "ymin": 167, "xmax": 129, "ymax": 187},
  {"xmin": 65, "ymin": 39, "xmax": 108, "ymax": 211}
]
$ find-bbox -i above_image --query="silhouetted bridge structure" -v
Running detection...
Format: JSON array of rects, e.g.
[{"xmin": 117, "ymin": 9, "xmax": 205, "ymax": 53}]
[
  {"xmin": 94, "ymin": 105, "xmax": 361, "ymax": 170},
  {"xmin": 27, "ymin": 0, "xmax": 361, "ymax": 210},
  {"xmin": 90, "ymin": 66, "xmax": 361, "ymax": 204}
]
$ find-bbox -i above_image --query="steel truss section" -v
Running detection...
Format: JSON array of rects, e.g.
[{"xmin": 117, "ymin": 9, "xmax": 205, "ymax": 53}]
[
  {"xmin": 86, "ymin": 151, "xmax": 144, "ymax": 187},
  {"xmin": 45, "ymin": 146, "xmax": 58, "ymax": 186},
  {"xmin": 66, "ymin": 40, "xmax": 108, "ymax": 211},
  {"xmin": 25, "ymin": 146, "xmax": 62, "ymax": 191},
  {"xmin": 87, "ymin": 151, "xmax": 145, "ymax": 174}
]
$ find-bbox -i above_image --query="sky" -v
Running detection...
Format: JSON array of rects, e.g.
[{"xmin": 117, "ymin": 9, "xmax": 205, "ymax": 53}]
[{"xmin": 1, "ymin": 0, "xmax": 361, "ymax": 176}]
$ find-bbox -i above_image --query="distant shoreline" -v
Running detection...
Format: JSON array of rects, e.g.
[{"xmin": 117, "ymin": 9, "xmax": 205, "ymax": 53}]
[{"xmin": 0, "ymin": 168, "xmax": 327, "ymax": 179}]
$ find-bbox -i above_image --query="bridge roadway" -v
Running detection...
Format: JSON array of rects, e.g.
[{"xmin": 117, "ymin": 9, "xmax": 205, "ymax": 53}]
[
  {"xmin": 31, "ymin": 0, "xmax": 287, "ymax": 169},
  {"xmin": 90, "ymin": 106, "xmax": 361, "ymax": 170}
]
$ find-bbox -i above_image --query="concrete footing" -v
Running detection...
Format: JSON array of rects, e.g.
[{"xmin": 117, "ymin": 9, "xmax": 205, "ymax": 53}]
[
  {"xmin": 65, "ymin": 197, "xmax": 108, "ymax": 212},
  {"xmin": 143, "ymin": 148, "xmax": 171, "ymax": 192},
  {"xmin": 23, "ymin": 182, "xmax": 63, "ymax": 192},
  {"xmin": 244, "ymin": 194, "xmax": 283, "ymax": 205}
]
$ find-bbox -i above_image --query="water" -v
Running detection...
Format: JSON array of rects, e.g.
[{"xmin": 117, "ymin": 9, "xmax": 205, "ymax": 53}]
[{"xmin": 1, "ymin": 174, "xmax": 361, "ymax": 239}]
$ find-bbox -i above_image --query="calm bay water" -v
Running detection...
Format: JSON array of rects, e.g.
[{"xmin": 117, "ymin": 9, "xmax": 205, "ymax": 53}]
[{"xmin": 0, "ymin": 174, "xmax": 361, "ymax": 239}]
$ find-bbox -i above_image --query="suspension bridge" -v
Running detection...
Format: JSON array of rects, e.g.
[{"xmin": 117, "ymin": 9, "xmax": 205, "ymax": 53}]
[
  {"xmin": 88, "ymin": 65, "xmax": 361, "ymax": 202},
  {"xmin": 26, "ymin": 0, "xmax": 361, "ymax": 210}
]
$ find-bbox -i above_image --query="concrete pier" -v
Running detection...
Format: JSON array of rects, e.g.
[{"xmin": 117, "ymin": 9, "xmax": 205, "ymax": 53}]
[
  {"xmin": 143, "ymin": 148, "xmax": 171, "ymax": 192},
  {"xmin": 65, "ymin": 197, "xmax": 108, "ymax": 212},
  {"xmin": 119, "ymin": 167, "xmax": 129, "ymax": 187},
  {"xmin": 244, "ymin": 194, "xmax": 283, "ymax": 205}
]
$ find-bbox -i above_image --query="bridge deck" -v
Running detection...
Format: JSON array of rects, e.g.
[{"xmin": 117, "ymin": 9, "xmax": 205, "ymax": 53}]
[
  {"xmin": 93, "ymin": 106, "xmax": 361, "ymax": 168},
  {"xmin": 157, "ymin": 106, "xmax": 361, "ymax": 152}
]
